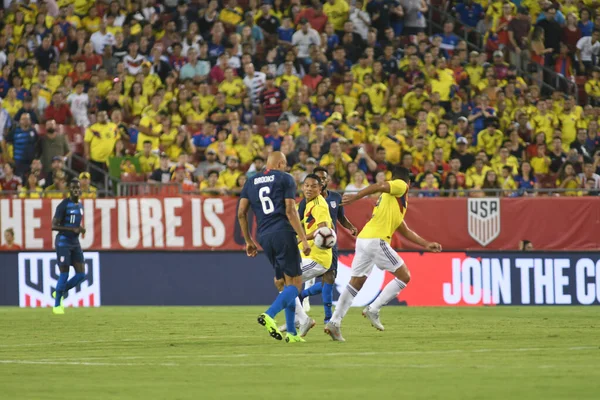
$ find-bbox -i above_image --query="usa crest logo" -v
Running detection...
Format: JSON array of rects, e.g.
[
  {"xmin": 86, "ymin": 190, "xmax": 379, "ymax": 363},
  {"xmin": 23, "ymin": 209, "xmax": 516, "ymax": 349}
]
[
  {"xmin": 330, "ymin": 201, "xmax": 337, "ymax": 209},
  {"xmin": 18, "ymin": 252, "xmax": 101, "ymax": 308},
  {"xmin": 467, "ymin": 199, "xmax": 501, "ymax": 246}
]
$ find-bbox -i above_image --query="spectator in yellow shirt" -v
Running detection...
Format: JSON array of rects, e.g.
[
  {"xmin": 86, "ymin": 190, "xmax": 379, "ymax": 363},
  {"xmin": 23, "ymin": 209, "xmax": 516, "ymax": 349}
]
[
  {"xmin": 466, "ymin": 157, "xmax": 492, "ymax": 188},
  {"xmin": 201, "ymin": 170, "xmax": 227, "ymax": 196},
  {"xmin": 556, "ymin": 161, "xmax": 582, "ymax": 196},
  {"xmin": 19, "ymin": 172, "xmax": 44, "ymax": 199},
  {"xmin": 136, "ymin": 140, "xmax": 160, "ymax": 175},
  {"xmin": 499, "ymin": 165, "xmax": 518, "ymax": 195},
  {"xmin": 530, "ymin": 143, "xmax": 551, "ymax": 175},
  {"xmin": 319, "ymin": 141, "xmax": 352, "ymax": 183},
  {"xmin": 492, "ymin": 147, "xmax": 520, "ymax": 175},
  {"xmin": 585, "ymin": 67, "xmax": 600, "ymax": 106},
  {"xmin": 323, "ymin": 0, "xmax": 349, "ymax": 32},
  {"xmin": 218, "ymin": 156, "xmax": 243, "ymax": 189},
  {"xmin": 478, "ymin": 120, "xmax": 505, "ymax": 157},
  {"xmin": 79, "ymin": 172, "xmax": 98, "ymax": 199},
  {"xmin": 402, "ymin": 84, "xmax": 429, "ymax": 123},
  {"xmin": 44, "ymin": 171, "xmax": 68, "ymax": 199}
]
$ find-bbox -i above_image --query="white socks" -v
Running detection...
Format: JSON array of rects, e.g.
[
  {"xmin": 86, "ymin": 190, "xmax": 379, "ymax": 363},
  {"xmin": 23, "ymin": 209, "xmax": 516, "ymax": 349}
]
[
  {"xmin": 295, "ymin": 297, "xmax": 309, "ymax": 324},
  {"xmin": 330, "ymin": 284, "xmax": 358, "ymax": 324},
  {"xmin": 370, "ymin": 278, "xmax": 407, "ymax": 312}
]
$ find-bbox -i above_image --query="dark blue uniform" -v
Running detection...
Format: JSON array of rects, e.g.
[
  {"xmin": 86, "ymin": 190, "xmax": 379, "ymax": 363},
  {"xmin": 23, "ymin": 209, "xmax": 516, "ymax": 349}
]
[
  {"xmin": 240, "ymin": 169, "xmax": 302, "ymax": 279},
  {"xmin": 53, "ymin": 198, "xmax": 84, "ymax": 267},
  {"xmin": 298, "ymin": 190, "xmax": 344, "ymax": 274}
]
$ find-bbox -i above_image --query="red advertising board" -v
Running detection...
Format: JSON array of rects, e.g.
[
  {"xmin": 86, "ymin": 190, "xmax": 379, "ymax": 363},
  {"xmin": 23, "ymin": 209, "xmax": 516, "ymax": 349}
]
[{"xmin": 0, "ymin": 197, "xmax": 599, "ymax": 251}]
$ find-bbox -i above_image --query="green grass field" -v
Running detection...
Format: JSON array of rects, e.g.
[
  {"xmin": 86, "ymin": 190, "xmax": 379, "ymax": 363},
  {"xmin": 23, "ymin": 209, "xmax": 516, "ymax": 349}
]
[{"xmin": 0, "ymin": 306, "xmax": 599, "ymax": 400}]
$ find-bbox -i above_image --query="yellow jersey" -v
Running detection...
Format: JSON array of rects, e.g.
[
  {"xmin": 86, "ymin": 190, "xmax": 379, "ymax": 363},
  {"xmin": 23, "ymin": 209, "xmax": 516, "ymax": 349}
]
[
  {"xmin": 359, "ymin": 180, "xmax": 409, "ymax": 243},
  {"xmin": 323, "ymin": 0, "xmax": 349, "ymax": 31},
  {"xmin": 138, "ymin": 116, "xmax": 162, "ymax": 151},
  {"xmin": 84, "ymin": 122, "xmax": 119, "ymax": 163},
  {"xmin": 300, "ymin": 195, "xmax": 333, "ymax": 269}
]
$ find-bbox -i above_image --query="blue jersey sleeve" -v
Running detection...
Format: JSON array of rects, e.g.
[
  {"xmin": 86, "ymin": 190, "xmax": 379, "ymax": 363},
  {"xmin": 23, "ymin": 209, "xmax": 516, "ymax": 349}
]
[
  {"xmin": 283, "ymin": 174, "xmax": 297, "ymax": 199},
  {"xmin": 53, "ymin": 200, "xmax": 67, "ymax": 223},
  {"xmin": 297, "ymin": 198, "xmax": 306, "ymax": 219}
]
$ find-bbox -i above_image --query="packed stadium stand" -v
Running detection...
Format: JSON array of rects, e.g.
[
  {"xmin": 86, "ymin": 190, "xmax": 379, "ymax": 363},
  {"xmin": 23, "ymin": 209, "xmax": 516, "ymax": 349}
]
[{"xmin": 0, "ymin": 0, "xmax": 599, "ymax": 199}]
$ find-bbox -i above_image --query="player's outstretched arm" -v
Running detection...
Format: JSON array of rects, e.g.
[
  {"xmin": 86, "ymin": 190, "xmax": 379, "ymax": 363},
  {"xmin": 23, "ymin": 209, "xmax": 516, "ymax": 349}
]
[
  {"xmin": 285, "ymin": 199, "xmax": 311, "ymax": 256},
  {"xmin": 398, "ymin": 221, "xmax": 442, "ymax": 252},
  {"xmin": 237, "ymin": 198, "xmax": 258, "ymax": 257},
  {"xmin": 341, "ymin": 182, "xmax": 391, "ymax": 205},
  {"xmin": 339, "ymin": 214, "xmax": 358, "ymax": 236}
]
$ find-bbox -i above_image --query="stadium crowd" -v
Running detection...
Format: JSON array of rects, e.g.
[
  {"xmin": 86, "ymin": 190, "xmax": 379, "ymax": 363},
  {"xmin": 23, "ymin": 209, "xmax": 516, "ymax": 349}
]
[{"xmin": 0, "ymin": 0, "xmax": 600, "ymax": 200}]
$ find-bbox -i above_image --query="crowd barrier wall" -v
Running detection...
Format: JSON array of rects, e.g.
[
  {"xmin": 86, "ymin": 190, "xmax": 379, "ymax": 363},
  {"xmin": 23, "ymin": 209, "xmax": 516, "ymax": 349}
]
[{"xmin": 1, "ymin": 251, "xmax": 599, "ymax": 307}]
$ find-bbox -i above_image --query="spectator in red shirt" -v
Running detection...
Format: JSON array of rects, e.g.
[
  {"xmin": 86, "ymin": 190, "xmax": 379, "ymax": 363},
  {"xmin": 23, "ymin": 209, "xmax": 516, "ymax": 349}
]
[
  {"xmin": 444, "ymin": 158, "xmax": 467, "ymax": 187},
  {"xmin": 0, "ymin": 162, "xmax": 23, "ymax": 193},
  {"xmin": 432, "ymin": 147, "xmax": 450, "ymax": 175},
  {"xmin": 295, "ymin": 2, "xmax": 328, "ymax": 33},
  {"xmin": 259, "ymin": 74, "xmax": 287, "ymax": 124},
  {"xmin": 76, "ymin": 42, "xmax": 103, "ymax": 72},
  {"xmin": 69, "ymin": 61, "xmax": 92, "ymax": 84},
  {"xmin": 0, "ymin": 228, "xmax": 21, "ymax": 250},
  {"xmin": 44, "ymin": 92, "xmax": 74, "ymax": 125},
  {"xmin": 302, "ymin": 62, "xmax": 323, "ymax": 94}
]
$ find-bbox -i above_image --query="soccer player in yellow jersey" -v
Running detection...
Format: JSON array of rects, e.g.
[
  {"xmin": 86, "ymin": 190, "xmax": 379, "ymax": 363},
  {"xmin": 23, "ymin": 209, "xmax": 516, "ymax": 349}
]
[
  {"xmin": 281, "ymin": 174, "xmax": 334, "ymax": 336},
  {"xmin": 325, "ymin": 167, "xmax": 442, "ymax": 341}
]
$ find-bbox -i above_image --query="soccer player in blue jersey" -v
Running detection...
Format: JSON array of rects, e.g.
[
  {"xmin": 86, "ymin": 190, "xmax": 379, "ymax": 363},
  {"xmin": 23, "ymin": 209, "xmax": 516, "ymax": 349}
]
[
  {"xmin": 298, "ymin": 166, "xmax": 358, "ymax": 323},
  {"xmin": 238, "ymin": 152, "xmax": 311, "ymax": 343},
  {"xmin": 51, "ymin": 179, "xmax": 87, "ymax": 315}
]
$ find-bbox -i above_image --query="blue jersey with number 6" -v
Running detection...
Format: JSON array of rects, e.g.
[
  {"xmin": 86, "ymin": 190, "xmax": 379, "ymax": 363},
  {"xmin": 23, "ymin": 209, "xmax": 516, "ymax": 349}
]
[
  {"xmin": 240, "ymin": 169, "xmax": 297, "ymax": 238},
  {"xmin": 54, "ymin": 198, "xmax": 83, "ymax": 247}
]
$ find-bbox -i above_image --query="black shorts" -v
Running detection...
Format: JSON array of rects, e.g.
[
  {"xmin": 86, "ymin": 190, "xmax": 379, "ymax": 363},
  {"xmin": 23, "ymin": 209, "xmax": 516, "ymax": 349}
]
[
  {"xmin": 56, "ymin": 244, "xmax": 84, "ymax": 267},
  {"xmin": 259, "ymin": 231, "xmax": 302, "ymax": 279}
]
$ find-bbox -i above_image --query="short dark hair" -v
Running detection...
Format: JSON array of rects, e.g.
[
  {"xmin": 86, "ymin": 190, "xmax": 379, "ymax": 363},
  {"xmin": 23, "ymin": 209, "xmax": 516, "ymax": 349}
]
[
  {"xmin": 392, "ymin": 166, "xmax": 411, "ymax": 182},
  {"xmin": 304, "ymin": 173, "xmax": 322, "ymax": 186},
  {"xmin": 313, "ymin": 166, "xmax": 328, "ymax": 175},
  {"xmin": 70, "ymin": 178, "xmax": 80, "ymax": 186},
  {"xmin": 143, "ymin": 140, "xmax": 152, "ymax": 145}
]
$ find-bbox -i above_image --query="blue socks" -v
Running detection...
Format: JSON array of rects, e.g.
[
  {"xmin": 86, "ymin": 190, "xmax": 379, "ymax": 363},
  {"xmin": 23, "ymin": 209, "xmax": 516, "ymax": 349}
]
[
  {"xmin": 265, "ymin": 285, "xmax": 298, "ymax": 319},
  {"xmin": 66, "ymin": 273, "xmax": 86, "ymax": 291},
  {"xmin": 55, "ymin": 272, "xmax": 68, "ymax": 307},
  {"xmin": 301, "ymin": 282, "xmax": 322, "ymax": 298},
  {"xmin": 284, "ymin": 303, "xmax": 297, "ymax": 336},
  {"xmin": 322, "ymin": 283, "xmax": 334, "ymax": 322}
]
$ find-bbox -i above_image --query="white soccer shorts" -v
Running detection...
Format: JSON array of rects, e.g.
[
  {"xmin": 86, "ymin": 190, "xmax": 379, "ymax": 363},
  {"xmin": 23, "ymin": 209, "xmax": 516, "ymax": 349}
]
[
  {"xmin": 351, "ymin": 238, "xmax": 405, "ymax": 277},
  {"xmin": 301, "ymin": 259, "xmax": 328, "ymax": 282}
]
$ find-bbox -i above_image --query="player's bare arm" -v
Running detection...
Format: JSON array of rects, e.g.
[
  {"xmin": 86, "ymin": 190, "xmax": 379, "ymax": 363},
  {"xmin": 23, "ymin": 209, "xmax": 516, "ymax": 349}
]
[
  {"xmin": 339, "ymin": 215, "xmax": 358, "ymax": 236},
  {"xmin": 305, "ymin": 222, "xmax": 329, "ymax": 241},
  {"xmin": 398, "ymin": 221, "xmax": 442, "ymax": 252},
  {"xmin": 52, "ymin": 218, "xmax": 85, "ymax": 235},
  {"xmin": 285, "ymin": 198, "xmax": 311, "ymax": 256},
  {"xmin": 237, "ymin": 198, "xmax": 258, "ymax": 257},
  {"xmin": 341, "ymin": 182, "xmax": 391, "ymax": 205}
]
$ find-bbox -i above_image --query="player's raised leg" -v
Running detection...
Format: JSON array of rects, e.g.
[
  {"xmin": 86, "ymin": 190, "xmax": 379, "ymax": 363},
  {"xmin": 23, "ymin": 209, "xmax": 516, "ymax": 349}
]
[{"xmin": 325, "ymin": 239, "xmax": 374, "ymax": 341}]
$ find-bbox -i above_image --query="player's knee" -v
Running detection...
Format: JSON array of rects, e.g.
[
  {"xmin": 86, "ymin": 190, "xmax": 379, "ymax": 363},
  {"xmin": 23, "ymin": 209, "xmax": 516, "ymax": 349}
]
[
  {"xmin": 395, "ymin": 265, "xmax": 411, "ymax": 284},
  {"xmin": 323, "ymin": 270, "xmax": 335, "ymax": 284},
  {"xmin": 349, "ymin": 276, "xmax": 367, "ymax": 290},
  {"xmin": 273, "ymin": 278, "xmax": 284, "ymax": 292}
]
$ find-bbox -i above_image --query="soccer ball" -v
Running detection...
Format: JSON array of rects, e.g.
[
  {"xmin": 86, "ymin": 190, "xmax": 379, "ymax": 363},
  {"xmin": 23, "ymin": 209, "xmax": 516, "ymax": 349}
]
[{"xmin": 314, "ymin": 227, "xmax": 337, "ymax": 249}]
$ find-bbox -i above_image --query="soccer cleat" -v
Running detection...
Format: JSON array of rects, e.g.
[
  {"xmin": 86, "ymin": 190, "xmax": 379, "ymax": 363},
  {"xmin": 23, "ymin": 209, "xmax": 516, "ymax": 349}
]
[
  {"xmin": 302, "ymin": 296, "xmax": 311, "ymax": 312},
  {"xmin": 52, "ymin": 306, "xmax": 64, "ymax": 315},
  {"xmin": 324, "ymin": 321, "xmax": 345, "ymax": 342},
  {"xmin": 278, "ymin": 321, "xmax": 300, "ymax": 333},
  {"xmin": 257, "ymin": 313, "xmax": 283, "ymax": 341},
  {"xmin": 362, "ymin": 306, "xmax": 385, "ymax": 331},
  {"xmin": 52, "ymin": 291, "xmax": 64, "ymax": 307},
  {"xmin": 298, "ymin": 318, "xmax": 316, "ymax": 337},
  {"xmin": 285, "ymin": 333, "xmax": 306, "ymax": 343}
]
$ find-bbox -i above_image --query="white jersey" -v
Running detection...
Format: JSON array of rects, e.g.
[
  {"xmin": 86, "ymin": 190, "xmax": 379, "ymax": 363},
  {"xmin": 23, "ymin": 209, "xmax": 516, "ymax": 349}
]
[
  {"xmin": 67, "ymin": 93, "xmax": 90, "ymax": 128},
  {"xmin": 243, "ymin": 72, "xmax": 266, "ymax": 105}
]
